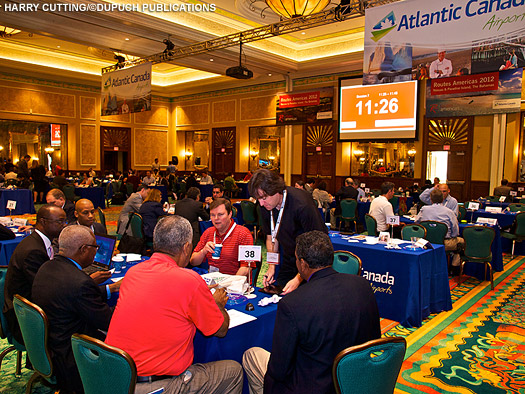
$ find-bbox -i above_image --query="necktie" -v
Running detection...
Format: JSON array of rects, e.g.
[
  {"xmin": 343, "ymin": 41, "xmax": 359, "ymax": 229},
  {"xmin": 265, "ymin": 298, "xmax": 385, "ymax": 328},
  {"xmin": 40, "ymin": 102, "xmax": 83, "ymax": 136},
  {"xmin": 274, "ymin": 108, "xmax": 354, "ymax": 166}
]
[{"xmin": 47, "ymin": 245, "xmax": 54, "ymax": 259}]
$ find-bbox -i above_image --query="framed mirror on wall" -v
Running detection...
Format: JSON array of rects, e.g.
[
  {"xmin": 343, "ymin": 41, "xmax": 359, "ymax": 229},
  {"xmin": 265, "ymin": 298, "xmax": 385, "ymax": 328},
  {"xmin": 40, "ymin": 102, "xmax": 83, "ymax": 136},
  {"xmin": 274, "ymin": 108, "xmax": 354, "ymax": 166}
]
[
  {"xmin": 248, "ymin": 125, "xmax": 283, "ymax": 172},
  {"xmin": 0, "ymin": 120, "xmax": 68, "ymax": 172},
  {"xmin": 185, "ymin": 130, "xmax": 209, "ymax": 171},
  {"xmin": 350, "ymin": 141, "xmax": 416, "ymax": 178}
]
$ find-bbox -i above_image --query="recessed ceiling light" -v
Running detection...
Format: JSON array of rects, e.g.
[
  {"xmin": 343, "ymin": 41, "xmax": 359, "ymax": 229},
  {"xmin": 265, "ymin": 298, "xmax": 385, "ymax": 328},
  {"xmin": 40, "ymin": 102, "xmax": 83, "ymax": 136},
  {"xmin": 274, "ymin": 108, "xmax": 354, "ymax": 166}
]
[
  {"xmin": 57, "ymin": 45, "xmax": 60, "ymax": 48},
  {"xmin": 125, "ymin": 38, "xmax": 130, "ymax": 41},
  {"xmin": 301, "ymin": 32, "xmax": 306, "ymax": 35},
  {"xmin": 268, "ymin": 73, "xmax": 272, "ymax": 76},
  {"xmin": 210, "ymin": 58, "xmax": 214, "ymax": 62}
]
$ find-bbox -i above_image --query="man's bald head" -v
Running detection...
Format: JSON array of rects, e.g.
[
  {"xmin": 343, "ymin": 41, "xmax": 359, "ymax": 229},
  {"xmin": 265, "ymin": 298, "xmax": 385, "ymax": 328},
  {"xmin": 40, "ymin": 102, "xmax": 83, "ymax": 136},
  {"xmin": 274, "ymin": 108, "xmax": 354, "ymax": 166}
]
[{"xmin": 74, "ymin": 199, "xmax": 96, "ymax": 227}]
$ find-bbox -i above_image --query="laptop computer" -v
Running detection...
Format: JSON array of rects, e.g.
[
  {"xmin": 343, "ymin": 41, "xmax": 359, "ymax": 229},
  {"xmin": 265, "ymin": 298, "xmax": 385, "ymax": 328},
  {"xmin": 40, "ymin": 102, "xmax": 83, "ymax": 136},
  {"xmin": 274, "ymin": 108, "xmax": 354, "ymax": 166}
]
[{"xmin": 83, "ymin": 233, "xmax": 117, "ymax": 275}]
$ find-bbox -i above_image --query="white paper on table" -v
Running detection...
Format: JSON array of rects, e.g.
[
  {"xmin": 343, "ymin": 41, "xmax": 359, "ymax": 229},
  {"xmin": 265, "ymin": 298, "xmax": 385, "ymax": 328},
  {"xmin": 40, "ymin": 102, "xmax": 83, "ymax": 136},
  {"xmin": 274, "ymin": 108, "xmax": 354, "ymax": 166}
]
[
  {"xmin": 15, "ymin": 233, "xmax": 25, "ymax": 237},
  {"xmin": 111, "ymin": 276, "xmax": 124, "ymax": 283},
  {"xmin": 364, "ymin": 236, "xmax": 378, "ymax": 244},
  {"xmin": 390, "ymin": 238, "xmax": 409, "ymax": 245},
  {"xmin": 227, "ymin": 309, "xmax": 257, "ymax": 328},
  {"xmin": 126, "ymin": 254, "xmax": 142, "ymax": 262}
]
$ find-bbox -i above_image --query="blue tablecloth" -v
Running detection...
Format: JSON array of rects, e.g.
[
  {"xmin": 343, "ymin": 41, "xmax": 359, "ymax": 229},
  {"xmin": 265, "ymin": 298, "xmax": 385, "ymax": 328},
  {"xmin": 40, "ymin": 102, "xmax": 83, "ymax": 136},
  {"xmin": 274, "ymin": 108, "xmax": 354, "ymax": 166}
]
[
  {"xmin": 198, "ymin": 184, "xmax": 214, "ymax": 199},
  {"xmin": 0, "ymin": 235, "xmax": 25, "ymax": 266},
  {"xmin": 467, "ymin": 210, "xmax": 516, "ymax": 228},
  {"xmin": 75, "ymin": 187, "xmax": 105, "ymax": 209},
  {"xmin": 330, "ymin": 232, "xmax": 451, "ymax": 327},
  {"xmin": 0, "ymin": 189, "xmax": 35, "ymax": 216},
  {"xmin": 357, "ymin": 201, "xmax": 370, "ymax": 224}
]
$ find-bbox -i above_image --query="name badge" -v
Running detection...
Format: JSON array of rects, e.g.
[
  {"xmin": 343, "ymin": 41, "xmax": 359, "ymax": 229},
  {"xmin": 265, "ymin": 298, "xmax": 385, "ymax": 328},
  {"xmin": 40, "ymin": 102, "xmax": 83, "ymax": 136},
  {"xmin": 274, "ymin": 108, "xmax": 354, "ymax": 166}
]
[
  {"xmin": 360, "ymin": 183, "xmax": 366, "ymax": 188},
  {"xmin": 499, "ymin": 196, "xmax": 506, "ymax": 202},
  {"xmin": 239, "ymin": 245, "xmax": 261, "ymax": 262},
  {"xmin": 266, "ymin": 252, "xmax": 280, "ymax": 265},
  {"xmin": 6, "ymin": 200, "xmax": 16, "ymax": 210},
  {"xmin": 364, "ymin": 188, "xmax": 370, "ymax": 193},
  {"xmin": 386, "ymin": 215, "xmax": 400, "ymax": 226},
  {"xmin": 510, "ymin": 191, "xmax": 517, "ymax": 196},
  {"xmin": 486, "ymin": 206, "xmax": 502, "ymax": 213},
  {"xmin": 518, "ymin": 187, "xmax": 524, "ymax": 192}
]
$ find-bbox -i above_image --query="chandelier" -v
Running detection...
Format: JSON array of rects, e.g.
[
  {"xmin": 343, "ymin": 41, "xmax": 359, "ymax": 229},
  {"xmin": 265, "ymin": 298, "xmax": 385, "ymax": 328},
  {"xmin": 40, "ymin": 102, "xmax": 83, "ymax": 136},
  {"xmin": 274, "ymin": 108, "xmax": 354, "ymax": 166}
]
[{"xmin": 265, "ymin": 0, "xmax": 331, "ymax": 18}]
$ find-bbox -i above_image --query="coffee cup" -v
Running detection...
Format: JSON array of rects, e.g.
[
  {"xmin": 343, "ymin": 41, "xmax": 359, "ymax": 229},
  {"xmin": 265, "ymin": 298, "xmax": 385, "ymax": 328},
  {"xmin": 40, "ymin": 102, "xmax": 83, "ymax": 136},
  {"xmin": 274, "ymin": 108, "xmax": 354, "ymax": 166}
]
[{"xmin": 211, "ymin": 244, "xmax": 223, "ymax": 260}]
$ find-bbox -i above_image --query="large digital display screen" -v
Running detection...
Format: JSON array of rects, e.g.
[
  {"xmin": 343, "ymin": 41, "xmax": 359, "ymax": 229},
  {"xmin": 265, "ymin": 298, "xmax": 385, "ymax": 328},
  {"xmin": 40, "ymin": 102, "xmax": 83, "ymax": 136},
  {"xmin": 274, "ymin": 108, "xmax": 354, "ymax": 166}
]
[{"xmin": 338, "ymin": 79, "xmax": 418, "ymax": 141}]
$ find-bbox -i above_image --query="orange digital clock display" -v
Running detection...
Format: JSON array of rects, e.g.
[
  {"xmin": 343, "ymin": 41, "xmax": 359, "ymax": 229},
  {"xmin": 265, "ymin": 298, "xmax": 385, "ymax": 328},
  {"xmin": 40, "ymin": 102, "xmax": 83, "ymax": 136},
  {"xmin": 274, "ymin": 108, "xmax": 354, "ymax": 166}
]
[{"xmin": 339, "ymin": 80, "xmax": 418, "ymax": 140}]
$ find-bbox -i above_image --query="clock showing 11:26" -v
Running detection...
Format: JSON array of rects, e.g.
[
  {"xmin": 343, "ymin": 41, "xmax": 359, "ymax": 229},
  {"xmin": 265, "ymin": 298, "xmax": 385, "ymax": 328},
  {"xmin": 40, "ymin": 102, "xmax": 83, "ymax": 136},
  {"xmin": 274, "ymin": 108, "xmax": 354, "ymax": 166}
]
[{"xmin": 339, "ymin": 80, "xmax": 418, "ymax": 140}]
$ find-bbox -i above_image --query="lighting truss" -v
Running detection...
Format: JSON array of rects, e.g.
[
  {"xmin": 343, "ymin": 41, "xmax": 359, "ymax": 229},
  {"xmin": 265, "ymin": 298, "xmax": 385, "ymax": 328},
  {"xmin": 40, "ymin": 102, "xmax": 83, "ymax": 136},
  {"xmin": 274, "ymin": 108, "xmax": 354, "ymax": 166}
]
[{"xmin": 101, "ymin": 0, "xmax": 400, "ymax": 74}]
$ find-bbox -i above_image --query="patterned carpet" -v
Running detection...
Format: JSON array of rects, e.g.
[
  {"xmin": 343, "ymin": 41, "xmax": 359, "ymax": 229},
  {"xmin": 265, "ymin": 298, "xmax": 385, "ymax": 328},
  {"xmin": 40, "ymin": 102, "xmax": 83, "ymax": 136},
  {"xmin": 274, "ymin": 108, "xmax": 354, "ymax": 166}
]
[{"xmin": 1, "ymin": 206, "xmax": 524, "ymax": 393}]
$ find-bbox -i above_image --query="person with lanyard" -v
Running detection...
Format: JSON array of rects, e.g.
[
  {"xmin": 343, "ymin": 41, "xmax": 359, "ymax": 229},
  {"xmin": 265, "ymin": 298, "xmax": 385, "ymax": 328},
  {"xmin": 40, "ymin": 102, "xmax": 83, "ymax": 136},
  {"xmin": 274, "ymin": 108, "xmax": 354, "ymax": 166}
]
[
  {"xmin": 190, "ymin": 198, "xmax": 253, "ymax": 278},
  {"xmin": 248, "ymin": 169, "xmax": 327, "ymax": 294}
]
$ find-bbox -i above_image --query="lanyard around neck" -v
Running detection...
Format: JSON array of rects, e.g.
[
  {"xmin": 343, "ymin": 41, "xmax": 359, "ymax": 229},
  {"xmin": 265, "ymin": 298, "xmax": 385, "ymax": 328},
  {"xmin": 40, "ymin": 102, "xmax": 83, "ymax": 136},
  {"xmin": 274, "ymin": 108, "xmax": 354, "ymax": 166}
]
[
  {"xmin": 270, "ymin": 190, "xmax": 287, "ymax": 245},
  {"xmin": 213, "ymin": 221, "xmax": 236, "ymax": 244}
]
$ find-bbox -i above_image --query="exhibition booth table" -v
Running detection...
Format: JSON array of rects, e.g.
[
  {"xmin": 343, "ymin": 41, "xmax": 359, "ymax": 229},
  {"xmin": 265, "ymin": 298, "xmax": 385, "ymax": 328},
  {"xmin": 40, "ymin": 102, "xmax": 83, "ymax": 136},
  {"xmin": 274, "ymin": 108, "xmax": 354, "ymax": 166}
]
[
  {"xmin": 0, "ymin": 189, "xmax": 35, "ymax": 216},
  {"xmin": 330, "ymin": 232, "xmax": 451, "ymax": 327}
]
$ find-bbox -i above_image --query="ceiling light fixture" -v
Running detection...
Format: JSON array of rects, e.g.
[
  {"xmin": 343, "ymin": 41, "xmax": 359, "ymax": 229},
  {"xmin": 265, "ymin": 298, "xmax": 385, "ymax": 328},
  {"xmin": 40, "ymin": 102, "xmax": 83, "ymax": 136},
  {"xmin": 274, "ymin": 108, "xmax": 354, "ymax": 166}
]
[{"xmin": 265, "ymin": 0, "xmax": 330, "ymax": 18}]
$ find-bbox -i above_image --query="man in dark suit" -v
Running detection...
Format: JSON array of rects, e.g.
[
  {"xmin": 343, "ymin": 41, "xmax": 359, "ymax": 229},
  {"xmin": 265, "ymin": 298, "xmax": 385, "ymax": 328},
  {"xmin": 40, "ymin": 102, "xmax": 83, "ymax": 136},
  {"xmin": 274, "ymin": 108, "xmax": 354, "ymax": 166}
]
[
  {"xmin": 32, "ymin": 225, "xmax": 118, "ymax": 393},
  {"xmin": 243, "ymin": 230, "xmax": 381, "ymax": 394},
  {"xmin": 175, "ymin": 186, "xmax": 209, "ymax": 248},
  {"xmin": 52, "ymin": 169, "xmax": 68, "ymax": 190},
  {"xmin": 117, "ymin": 185, "xmax": 149, "ymax": 235},
  {"xmin": 70, "ymin": 198, "xmax": 107, "ymax": 234},
  {"xmin": 46, "ymin": 188, "xmax": 76, "ymax": 224},
  {"xmin": 493, "ymin": 179, "xmax": 512, "ymax": 198},
  {"xmin": 3, "ymin": 205, "xmax": 66, "ymax": 344},
  {"xmin": 331, "ymin": 177, "xmax": 359, "ymax": 228},
  {"xmin": 17, "ymin": 154, "xmax": 30, "ymax": 179}
]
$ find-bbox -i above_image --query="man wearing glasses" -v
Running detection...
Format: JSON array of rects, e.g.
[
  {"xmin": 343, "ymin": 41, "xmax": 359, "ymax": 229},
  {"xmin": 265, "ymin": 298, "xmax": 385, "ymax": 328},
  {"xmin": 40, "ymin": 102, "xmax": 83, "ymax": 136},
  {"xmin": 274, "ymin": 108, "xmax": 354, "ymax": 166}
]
[
  {"xmin": 32, "ymin": 225, "xmax": 119, "ymax": 393},
  {"xmin": 3, "ymin": 205, "xmax": 66, "ymax": 344}
]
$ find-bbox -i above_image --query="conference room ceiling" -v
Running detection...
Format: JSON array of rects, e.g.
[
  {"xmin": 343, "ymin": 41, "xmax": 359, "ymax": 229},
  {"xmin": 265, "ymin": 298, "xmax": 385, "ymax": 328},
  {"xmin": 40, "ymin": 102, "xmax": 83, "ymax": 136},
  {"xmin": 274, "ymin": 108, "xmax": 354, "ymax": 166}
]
[{"xmin": 0, "ymin": 0, "xmax": 368, "ymax": 94}]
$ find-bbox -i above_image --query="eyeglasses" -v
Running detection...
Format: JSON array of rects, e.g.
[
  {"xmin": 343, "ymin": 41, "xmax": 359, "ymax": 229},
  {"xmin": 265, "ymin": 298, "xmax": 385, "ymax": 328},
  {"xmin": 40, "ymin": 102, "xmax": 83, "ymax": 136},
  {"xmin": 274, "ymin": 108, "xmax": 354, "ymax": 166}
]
[
  {"xmin": 81, "ymin": 244, "xmax": 100, "ymax": 250},
  {"xmin": 42, "ymin": 217, "xmax": 67, "ymax": 225}
]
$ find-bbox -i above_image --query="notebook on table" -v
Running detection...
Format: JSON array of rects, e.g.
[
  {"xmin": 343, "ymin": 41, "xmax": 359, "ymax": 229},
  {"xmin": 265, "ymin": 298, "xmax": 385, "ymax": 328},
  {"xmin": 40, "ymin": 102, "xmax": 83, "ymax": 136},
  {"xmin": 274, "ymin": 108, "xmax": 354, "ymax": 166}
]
[{"xmin": 83, "ymin": 233, "xmax": 117, "ymax": 275}]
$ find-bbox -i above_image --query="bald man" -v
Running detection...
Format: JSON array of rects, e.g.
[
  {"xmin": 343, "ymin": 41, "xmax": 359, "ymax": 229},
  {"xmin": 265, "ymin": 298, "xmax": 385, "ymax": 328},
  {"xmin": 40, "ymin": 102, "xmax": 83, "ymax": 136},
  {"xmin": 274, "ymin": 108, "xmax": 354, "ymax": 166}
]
[
  {"xmin": 3, "ymin": 205, "xmax": 66, "ymax": 344},
  {"xmin": 419, "ymin": 183, "xmax": 458, "ymax": 215},
  {"xmin": 70, "ymin": 198, "xmax": 107, "ymax": 234},
  {"xmin": 33, "ymin": 225, "xmax": 117, "ymax": 393}
]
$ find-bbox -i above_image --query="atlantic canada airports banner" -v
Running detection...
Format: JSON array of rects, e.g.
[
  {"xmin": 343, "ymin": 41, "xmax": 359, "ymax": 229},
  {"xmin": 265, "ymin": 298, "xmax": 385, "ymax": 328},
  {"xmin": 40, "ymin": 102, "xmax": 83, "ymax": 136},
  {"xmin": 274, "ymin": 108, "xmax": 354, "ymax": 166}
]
[
  {"xmin": 363, "ymin": 0, "xmax": 525, "ymax": 84},
  {"xmin": 101, "ymin": 62, "xmax": 152, "ymax": 116}
]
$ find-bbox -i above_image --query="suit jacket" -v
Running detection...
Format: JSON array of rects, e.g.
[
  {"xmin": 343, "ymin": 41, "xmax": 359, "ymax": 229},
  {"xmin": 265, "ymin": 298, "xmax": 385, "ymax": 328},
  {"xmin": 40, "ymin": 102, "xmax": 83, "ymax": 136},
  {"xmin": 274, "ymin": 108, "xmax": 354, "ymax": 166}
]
[
  {"xmin": 334, "ymin": 185, "xmax": 358, "ymax": 215},
  {"xmin": 264, "ymin": 268, "xmax": 381, "ymax": 394},
  {"xmin": 53, "ymin": 175, "xmax": 68, "ymax": 189},
  {"xmin": 3, "ymin": 231, "xmax": 50, "ymax": 344},
  {"xmin": 138, "ymin": 201, "xmax": 166, "ymax": 238},
  {"xmin": 68, "ymin": 221, "xmax": 107, "ymax": 235},
  {"xmin": 175, "ymin": 198, "xmax": 209, "ymax": 247},
  {"xmin": 32, "ymin": 255, "xmax": 113, "ymax": 393},
  {"xmin": 117, "ymin": 192, "xmax": 143, "ymax": 235},
  {"xmin": 493, "ymin": 185, "xmax": 512, "ymax": 197},
  {"xmin": 62, "ymin": 200, "xmax": 76, "ymax": 224}
]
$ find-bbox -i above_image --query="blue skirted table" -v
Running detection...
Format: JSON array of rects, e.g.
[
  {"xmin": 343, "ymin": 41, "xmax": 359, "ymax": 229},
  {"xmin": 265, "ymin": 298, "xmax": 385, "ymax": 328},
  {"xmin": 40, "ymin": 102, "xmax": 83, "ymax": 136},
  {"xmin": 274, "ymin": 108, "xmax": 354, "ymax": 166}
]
[
  {"xmin": 75, "ymin": 187, "xmax": 106, "ymax": 209},
  {"xmin": 0, "ymin": 189, "xmax": 35, "ymax": 216},
  {"xmin": 0, "ymin": 235, "xmax": 25, "ymax": 266}
]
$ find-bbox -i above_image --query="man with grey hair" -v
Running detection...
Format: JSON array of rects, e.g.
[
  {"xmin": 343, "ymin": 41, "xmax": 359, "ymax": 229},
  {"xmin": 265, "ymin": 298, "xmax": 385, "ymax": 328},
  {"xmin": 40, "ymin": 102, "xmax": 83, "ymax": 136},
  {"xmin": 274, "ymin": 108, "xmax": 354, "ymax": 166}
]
[
  {"xmin": 106, "ymin": 216, "xmax": 243, "ymax": 394},
  {"xmin": 32, "ymin": 225, "xmax": 117, "ymax": 393}
]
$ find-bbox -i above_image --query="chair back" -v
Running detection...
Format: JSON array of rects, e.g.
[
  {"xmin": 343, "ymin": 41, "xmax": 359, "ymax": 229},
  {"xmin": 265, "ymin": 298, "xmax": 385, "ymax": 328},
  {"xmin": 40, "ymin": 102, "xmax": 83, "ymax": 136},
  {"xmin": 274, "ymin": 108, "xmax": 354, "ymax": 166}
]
[
  {"xmin": 340, "ymin": 199, "xmax": 357, "ymax": 220},
  {"xmin": 389, "ymin": 195, "xmax": 399, "ymax": 213},
  {"xmin": 240, "ymin": 201, "xmax": 258, "ymax": 225},
  {"xmin": 458, "ymin": 205, "xmax": 467, "ymax": 221},
  {"xmin": 364, "ymin": 214, "xmax": 377, "ymax": 236},
  {"xmin": 97, "ymin": 207, "xmax": 107, "ymax": 231},
  {"xmin": 231, "ymin": 205, "xmax": 237, "ymax": 218},
  {"xmin": 333, "ymin": 337, "xmax": 406, "ymax": 394},
  {"xmin": 519, "ymin": 198, "xmax": 525, "ymax": 204},
  {"xmin": 0, "ymin": 267, "xmax": 24, "ymax": 349},
  {"xmin": 514, "ymin": 212, "xmax": 525, "ymax": 236},
  {"xmin": 401, "ymin": 224, "xmax": 426, "ymax": 241},
  {"xmin": 125, "ymin": 182, "xmax": 134, "ymax": 196},
  {"xmin": 508, "ymin": 203, "xmax": 525, "ymax": 212},
  {"xmin": 13, "ymin": 295, "xmax": 55, "ymax": 381},
  {"xmin": 485, "ymin": 196, "xmax": 500, "ymax": 202},
  {"xmin": 129, "ymin": 213, "xmax": 144, "ymax": 239},
  {"xmin": 463, "ymin": 226, "xmax": 495, "ymax": 259},
  {"xmin": 63, "ymin": 184, "xmax": 77, "ymax": 201},
  {"xmin": 333, "ymin": 251, "xmax": 361, "ymax": 275},
  {"xmin": 71, "ymin": 334, "xmax": 137, "ymax": 394},
  {"xmin": 420, "ymin": 221, "xmax": 447, "ymax": 245}
]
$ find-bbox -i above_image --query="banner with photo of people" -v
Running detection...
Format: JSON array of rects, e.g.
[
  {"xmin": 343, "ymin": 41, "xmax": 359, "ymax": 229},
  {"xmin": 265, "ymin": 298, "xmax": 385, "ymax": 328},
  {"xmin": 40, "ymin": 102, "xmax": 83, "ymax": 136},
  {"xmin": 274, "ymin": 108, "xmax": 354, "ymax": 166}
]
[
  {"xmin": 101, "ymin": 62, "xmax": 152, "ymax": 116},
  {"xmin": 363, "ymin": 0, "xmax": 525, "ymax": 85}
]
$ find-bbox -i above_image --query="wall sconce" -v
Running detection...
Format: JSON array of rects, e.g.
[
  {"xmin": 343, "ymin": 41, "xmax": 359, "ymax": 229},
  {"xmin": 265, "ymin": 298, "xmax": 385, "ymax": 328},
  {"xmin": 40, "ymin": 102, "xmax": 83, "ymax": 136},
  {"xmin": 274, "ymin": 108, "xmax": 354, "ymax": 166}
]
[
  {"xmin": 0, "ymin": 145, "xmax": 4, "ymax": 151},
  {"xmin": 353, "ymin": 149, "xmax": 364, "ymax": 159},
  {"xmin": 408, "ymin": 148, "xmax": 416, "ymax": 157},
  {"xmin": 185, "ymin": 150, "xmax": 192, "ymax": 160},
  {"xmin": 44, "ymin": 147, "xmax": 54, "ymax": 153},
  {"xmin": 250, "ymin": 149, "xmax": 259, "ymax": 161},
  {"xmin": 269, "ymin": 156, "xmax": 275, "ymax": 161}
]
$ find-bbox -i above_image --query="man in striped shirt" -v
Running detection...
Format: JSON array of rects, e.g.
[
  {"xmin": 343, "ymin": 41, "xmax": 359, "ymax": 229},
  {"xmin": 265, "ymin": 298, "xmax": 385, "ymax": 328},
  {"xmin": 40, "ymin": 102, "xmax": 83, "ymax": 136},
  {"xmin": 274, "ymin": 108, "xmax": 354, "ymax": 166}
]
[{"xmin": 190, "ymin": 198, "xmax": 254, "ymax": 277}]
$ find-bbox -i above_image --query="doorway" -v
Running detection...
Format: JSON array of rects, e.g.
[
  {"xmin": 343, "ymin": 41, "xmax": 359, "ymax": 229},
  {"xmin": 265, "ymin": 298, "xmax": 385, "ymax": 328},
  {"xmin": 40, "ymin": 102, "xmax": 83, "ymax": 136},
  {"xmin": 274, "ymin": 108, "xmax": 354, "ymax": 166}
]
[
  {"xmin": 103, "ymin": 151, "xmax": 128, "ymax": 173},
  {"xmin": 426, "ymin": 151, "xmax": 449, "ymax": 182}
]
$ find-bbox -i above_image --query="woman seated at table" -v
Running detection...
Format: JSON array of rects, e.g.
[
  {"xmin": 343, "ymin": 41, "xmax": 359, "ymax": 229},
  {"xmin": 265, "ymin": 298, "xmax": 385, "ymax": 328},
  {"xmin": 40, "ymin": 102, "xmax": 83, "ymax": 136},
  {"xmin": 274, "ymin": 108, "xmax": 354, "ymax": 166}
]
[
  {"xmin": 313, "ymin": 181, "xmax": 334, "ymax": 209},
  {"xmin": 138, "ymin": 188, "xmax": 166, "ymax": 240},
  {"xmin": 77, "ymin": 172, "xmax": 93, "ymax": 187}
]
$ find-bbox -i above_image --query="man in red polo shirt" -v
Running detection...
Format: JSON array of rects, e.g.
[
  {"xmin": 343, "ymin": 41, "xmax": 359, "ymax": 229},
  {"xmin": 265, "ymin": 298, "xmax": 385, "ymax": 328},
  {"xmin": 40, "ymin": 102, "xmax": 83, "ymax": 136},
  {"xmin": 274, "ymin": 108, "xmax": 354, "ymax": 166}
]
[
  {"xmin": 191, "ymin": 198, "xmax": 254, "ymax": 277},
  {"xmin": 105, "ymin": 215, "xmax": 242, "ymax": 394}
]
